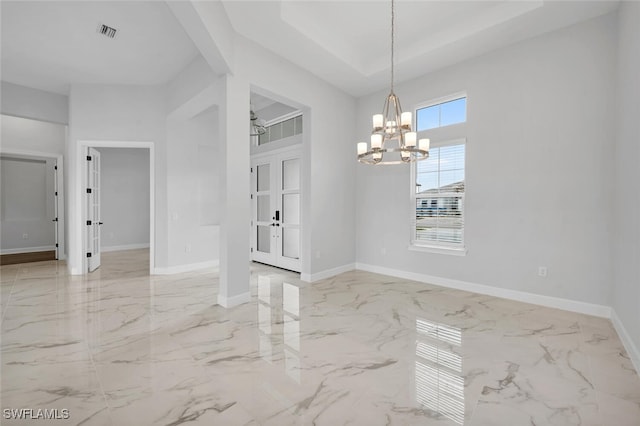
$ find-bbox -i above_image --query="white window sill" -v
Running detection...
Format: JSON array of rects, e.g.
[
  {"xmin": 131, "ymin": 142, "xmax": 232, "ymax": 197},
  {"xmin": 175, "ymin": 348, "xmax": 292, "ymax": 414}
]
[{"xmin": 408, "ymin": 244, "xmax": 467, "ymax": 256}]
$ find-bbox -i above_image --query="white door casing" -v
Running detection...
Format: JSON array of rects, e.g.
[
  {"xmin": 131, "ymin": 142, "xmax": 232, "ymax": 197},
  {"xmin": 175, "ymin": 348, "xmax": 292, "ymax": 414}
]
[
  {"xmin": 251, "ymin": 150, "xmax": 301, "ymax": 272},
  {"xmin": 87, "ymin": 147, "xmax": 101, "ymax": 272}
]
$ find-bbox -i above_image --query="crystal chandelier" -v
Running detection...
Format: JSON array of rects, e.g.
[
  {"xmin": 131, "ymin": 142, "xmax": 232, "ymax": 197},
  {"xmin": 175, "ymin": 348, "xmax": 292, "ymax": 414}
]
[
  {"xmin": 357, "ymin": 0, "xmax": 429, "ymax": 165},
  {"xmin": 250, "ymin": 108, "xmax": 266, "ymax": 136}
]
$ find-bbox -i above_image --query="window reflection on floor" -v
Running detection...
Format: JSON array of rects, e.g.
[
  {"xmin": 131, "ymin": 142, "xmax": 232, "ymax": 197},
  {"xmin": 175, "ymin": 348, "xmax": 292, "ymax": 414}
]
[
  {"xmin": 256, "ymin": 274, "xmax": 301, "ymax": 383},
  {"xmin": 415, "ymin": 318, "xmax": 464, "ymax": 425}
]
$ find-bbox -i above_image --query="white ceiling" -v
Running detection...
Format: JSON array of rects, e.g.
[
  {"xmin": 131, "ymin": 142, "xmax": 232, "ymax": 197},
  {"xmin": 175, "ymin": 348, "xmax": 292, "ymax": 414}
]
[
  {"xmin": 1, "ymin": 1, "xmax": 199, "ymax": 95},
  {"xmin": 1, "ymin": 1, "xmax": 619, "ymax": 99},
  {"xmin": 223, "ymin": 0, "xmax": 619, "ymax": 97}
]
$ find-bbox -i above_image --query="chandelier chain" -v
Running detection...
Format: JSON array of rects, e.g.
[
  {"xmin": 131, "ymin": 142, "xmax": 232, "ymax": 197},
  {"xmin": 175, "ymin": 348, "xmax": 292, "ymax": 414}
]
[{"xmin": 390, "ymin": 0, "xmax": 395, "ymax": 94}]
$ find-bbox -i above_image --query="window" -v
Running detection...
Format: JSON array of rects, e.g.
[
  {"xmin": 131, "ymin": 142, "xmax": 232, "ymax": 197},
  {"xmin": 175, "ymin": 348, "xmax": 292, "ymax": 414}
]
[
  {"xmin": 416, "ymin": 97, "xmax": 466, "ymax": 131},
  {"xmin": 258, "ymin": 115, "xmax": 303, "ymax": 145},
  {"xmin": 411, "ymin": 95, "xmax": 466, "ymax": 252}
]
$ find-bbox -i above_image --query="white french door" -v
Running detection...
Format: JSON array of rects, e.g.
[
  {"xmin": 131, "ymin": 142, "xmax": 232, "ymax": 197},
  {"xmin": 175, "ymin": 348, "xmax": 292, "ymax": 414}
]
[
  {"xmin": 87, "ymin": 147, "xmax": 102, "ymax": 272},
  {"xmin": 251, "ymin": 150, "xmax": 301, "ymax": 272}
]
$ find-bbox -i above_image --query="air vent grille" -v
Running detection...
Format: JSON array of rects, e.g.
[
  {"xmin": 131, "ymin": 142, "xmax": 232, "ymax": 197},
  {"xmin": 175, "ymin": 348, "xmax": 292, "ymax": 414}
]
[{"xmin": 97, "ymin": 24, "xmax": 117, "ymax": 39}]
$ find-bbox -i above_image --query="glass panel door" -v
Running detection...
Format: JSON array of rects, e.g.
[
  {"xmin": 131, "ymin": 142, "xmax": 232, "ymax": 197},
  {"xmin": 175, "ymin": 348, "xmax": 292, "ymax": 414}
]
[{"xmin": 251, "ymin": 151, "xmax": 301, "ymax": 272}]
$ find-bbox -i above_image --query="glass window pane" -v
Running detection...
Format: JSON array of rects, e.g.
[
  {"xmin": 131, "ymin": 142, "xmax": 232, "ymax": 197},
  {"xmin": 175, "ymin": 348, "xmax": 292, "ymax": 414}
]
[
  {"xmin": 257, "ymin": 195, "xmax": 271, "ymax": 221},
  {"xmin": 282, "ymin": 193, "xmax": 300, "ymax": 224},
  {"xmin": 282, "ymin": 118, "xmax": 295, "ymax": 139},
  {"xmin": 416, "ymin": 105, "xmax": 440, "ymax": 131},
  {"xmin": 294, "ymin": 116, "xmax": 303, "ymax": 134},
  {"xmin": 440, "ymin": 98, "xmax": 466, "ymax": 127},
  {"xmin": 439, "ymin": 170, "xmax": 465, "ymax": 190},
  {"xmin": 416, "ymin": 172, "xmax": 439, "ymax": 193},
  {"xmin": 270, "ymin": 122, "xmax": 283, "ymax": 141},
  {"xmin": 282, "ymin": 158, "xmax": 300, "ymax": 191},
  {"xmin": 282, "ymin": 228, "xmax": 299, "ymax": 259},
  {"xmin": 257, "ymin": 225, "xmax": 271, "ymax": 253},
  {"xmin": 257, "ymin": 164, "xmax": 270, "ymax": 192},
  {"xmin": 258, "ymin": 127, "xmax": 271, "ymax": 145}
]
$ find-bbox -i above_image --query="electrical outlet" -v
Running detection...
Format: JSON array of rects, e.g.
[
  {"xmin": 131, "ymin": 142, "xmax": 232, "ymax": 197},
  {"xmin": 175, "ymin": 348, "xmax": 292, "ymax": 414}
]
[
  {"xmin": 22, "ymin": 233, "xmax": 28, "ymax": 239},
  {"xmin": 538, "ymin": 266, "xmax": 548, "ymax": 277}
]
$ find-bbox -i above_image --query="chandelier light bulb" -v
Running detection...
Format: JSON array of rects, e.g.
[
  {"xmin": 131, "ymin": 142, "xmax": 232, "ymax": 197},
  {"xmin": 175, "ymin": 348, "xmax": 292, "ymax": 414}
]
[
  {"xmin": 373, "ymin": 114, "xmax": 384, "ymax": 130},
  {"xmin": 419, "ymin": 138, "xmax": 430, "ymax": 151},
  {"xmin": 405, "ymin": 132, "xmax": 417, "ymax": 147},
  {"xmin": 401, "ymin": 112, "xmax": 412, "ymax": 128},
  {"xmin": 371, "ymin": 134, "xmax": 383, "ymax": 150},
  {"xmin": 357, "ymin": 142, "xmax": 368, "ymax": 155}
]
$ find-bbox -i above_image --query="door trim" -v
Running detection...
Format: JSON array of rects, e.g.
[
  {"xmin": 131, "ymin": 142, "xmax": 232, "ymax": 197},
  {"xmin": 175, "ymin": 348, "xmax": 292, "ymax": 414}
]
[{"xmin": 77, "ymin": 141, "xmax": 155, "ymax": 275}]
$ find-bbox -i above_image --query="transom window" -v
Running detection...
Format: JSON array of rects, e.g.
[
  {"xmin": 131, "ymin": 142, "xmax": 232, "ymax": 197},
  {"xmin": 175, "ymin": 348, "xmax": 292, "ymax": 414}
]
[{"xmin": 416, "ymin": 97, "xmax": 466, "ymax": 131}]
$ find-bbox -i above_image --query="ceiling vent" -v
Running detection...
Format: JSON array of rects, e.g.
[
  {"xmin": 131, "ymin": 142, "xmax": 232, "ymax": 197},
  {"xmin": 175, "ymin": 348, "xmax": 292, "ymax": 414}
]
[{"xmin": 97, "ymin": 24, "xmax": 117, "ymax": 39}]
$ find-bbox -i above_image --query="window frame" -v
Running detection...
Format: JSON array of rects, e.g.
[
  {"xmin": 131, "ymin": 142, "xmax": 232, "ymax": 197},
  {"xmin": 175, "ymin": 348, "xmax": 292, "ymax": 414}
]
[
  {"xmin": 410, "ymin": 138, "xmax": 467, "ymax": 255},
  {"xmin": 410, "ymin": 92, "xmax": 468, "ymax": 255},
  {"xmin": 414, "ymin": 92, "xmax": 467, "ymax": 132}
]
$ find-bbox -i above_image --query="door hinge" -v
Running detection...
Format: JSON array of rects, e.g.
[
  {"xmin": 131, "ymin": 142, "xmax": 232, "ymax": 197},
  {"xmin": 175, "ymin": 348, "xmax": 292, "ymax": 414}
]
[
  {"xmin": 55, "ymin": 191, "xmax": 58, "ymax": 196},
  {"xmin": 87, "ymin": 155, "xmax": 92, "ymax": 161},
  {"xmin": 250, "ymin": 247, "xmax": 254, "ymax": 253},
  {"xmin": 54, "ymin": 165, "xmax": 58, "ymax": 170},
  {"xmin": 55, "ymin": 243, "xmax": 59, "ymax": 248},
  {"xmin": 250, "ymin": 194, "xmax": 253, "ymax": 199},
  {"xmin": 86, "ymin": 252, "xmax": 92, "ymax": 258},
  {"xmin": 53, "ymin": 218, "xmax": 58, "ymax": 222},
  {"xmin": 86, "ymin": 188, "xmax": 92, "ymax": 194},
  {"xmin": 250, "ymin": 167, "xmax": 253, "ymax": 173},
  {"xmin": 86, "ymin": 220, "xmax": 92, "ymax": 225}
]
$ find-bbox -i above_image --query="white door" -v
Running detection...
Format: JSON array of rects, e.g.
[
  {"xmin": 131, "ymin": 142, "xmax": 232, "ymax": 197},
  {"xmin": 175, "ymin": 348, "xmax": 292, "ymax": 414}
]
[
  {"xmin": 251, "ymin": 151, "xmax": 301, "ymax": 272},
  {"xmin": 87, "ymin": 148, "xmax": 101, "ymax": 272}
]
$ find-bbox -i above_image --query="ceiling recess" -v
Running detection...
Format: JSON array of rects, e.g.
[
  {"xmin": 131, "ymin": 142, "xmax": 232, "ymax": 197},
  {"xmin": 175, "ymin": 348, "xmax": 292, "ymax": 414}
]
[{"xmin": 97, "ymin": 24, "xmax": 117, "ymax": 39}]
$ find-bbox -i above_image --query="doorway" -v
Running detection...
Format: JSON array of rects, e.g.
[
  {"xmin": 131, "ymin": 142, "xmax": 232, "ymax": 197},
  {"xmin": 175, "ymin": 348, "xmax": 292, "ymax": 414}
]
[
  {"xmin": 251, "ymin": 148, "xmax": 301, "ymax": 272},
  {"xmin": 0, "ymin": 151, "xmax": 64, "ymax": 265},
  {"xmin": 79, "ymin": 141, "xmax": 154, "ymax": 274}
]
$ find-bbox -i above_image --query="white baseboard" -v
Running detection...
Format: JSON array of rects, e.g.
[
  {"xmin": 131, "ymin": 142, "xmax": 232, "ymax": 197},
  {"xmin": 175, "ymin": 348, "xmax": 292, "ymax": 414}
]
[
  {"xmin": 301, "ymin": 263, "xmax": 356, "ymax": 283},
  {"xmin": 1, "ymin": 246, "xmax": 56, "ymax": 255},
  {"xmin": 355, "ymin": 263, "xmax": 611, "ymax": 318},
  {"xmin": 611, "ymin": 309, "xmax": 640, "ymax": 375},
  {"xmin": 102, "ymin": 243, "xmax": 150, "ymax": 253},
  {"xmin": 217, "ymin": 291, "xmax": 251, "ymax": 308},
  {"xmin": 154, "ymin": 260, "xmax": 219, "ymax": 275}
]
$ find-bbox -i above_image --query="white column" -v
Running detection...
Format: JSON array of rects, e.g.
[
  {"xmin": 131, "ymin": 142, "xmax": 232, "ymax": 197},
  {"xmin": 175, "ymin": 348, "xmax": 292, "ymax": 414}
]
[{"xmin": 218, "ymin": 74, "xmax": 251, "ymax": 307}]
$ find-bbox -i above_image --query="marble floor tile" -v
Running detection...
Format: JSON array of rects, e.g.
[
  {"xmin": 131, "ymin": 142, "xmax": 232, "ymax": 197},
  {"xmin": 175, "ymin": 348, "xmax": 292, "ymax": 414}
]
[{"xmin": 1, "ymin": 249, "xmax": 639, "ymax": 425}]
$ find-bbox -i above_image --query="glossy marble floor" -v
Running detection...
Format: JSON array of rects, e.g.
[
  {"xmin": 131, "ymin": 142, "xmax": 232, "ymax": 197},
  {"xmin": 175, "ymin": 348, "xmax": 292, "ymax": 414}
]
[{"xmin": 1, "ymin": 249, "xmax": 639, "ymax": 425}]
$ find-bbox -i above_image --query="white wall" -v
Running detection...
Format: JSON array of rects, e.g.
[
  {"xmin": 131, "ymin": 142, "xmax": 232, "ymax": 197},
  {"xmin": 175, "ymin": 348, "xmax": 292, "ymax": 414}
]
[
  {"xmin": 356, "ymin": 14, "xmax": 617, "ymax": 307},
  {"xmin": 1, "ymin": 82, "xmax": 68, "ymax": 124},
  {"xmin": 67, "ymin": 84, "xmax": 166, "ymax": 273},
  {"xmin": 234, "ymin": 36, "xmax": 358, "ymax": 278},
  {"xmin": 97, "ymin": 148, "xmax": 150, "ymax": 251},
  {"xmin": 613, "ymin": 2, "xmax": 640, "ymax": 363},
  {"xmin": 0, "ymin": 115, "xmax": 66, "ymax": 155},
  {"xmin": 165, "ymin": 106, "xmax": 221, "ymax": 267},
  {"xmin": 0, "ymin": 156, "xmax": 56, "ymax": 253}
]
